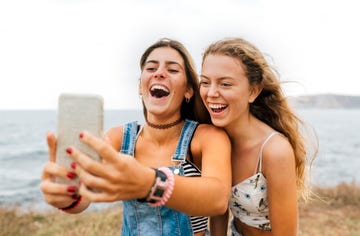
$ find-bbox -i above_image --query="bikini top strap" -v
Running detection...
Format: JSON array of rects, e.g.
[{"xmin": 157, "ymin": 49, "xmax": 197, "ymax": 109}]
[{"xmin": 256, "ymin": 131, "xmax": 280, "ymax": 173}]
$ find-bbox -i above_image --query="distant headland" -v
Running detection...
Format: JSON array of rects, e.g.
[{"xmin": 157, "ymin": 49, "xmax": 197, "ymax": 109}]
[{"xmin": 289, "ymin": 94, "xmax": 360, "ymax": 109}]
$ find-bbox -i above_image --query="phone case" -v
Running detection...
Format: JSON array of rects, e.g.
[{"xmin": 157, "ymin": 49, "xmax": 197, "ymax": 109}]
[{"xmin": 55, "ymin": 93, "xmax": 104, "ymax": 186}]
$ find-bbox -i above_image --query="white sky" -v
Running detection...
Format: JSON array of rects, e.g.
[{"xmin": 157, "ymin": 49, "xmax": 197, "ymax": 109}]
[{"xmin": 0, "ymin": 0, "xmax": 359, "ymax": 109}]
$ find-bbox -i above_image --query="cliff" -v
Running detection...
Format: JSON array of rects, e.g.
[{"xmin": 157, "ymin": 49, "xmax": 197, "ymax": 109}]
[{"xmin": 289, "ymin": 94, "xmax": 360, "ymax": 109}]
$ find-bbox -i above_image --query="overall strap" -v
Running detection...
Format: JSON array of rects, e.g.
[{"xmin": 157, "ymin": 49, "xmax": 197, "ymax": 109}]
[
  {"xmin": 120, "ymin": 121, "xmax": 139, "ymax": 156},
  {"xmin": 171, "ymin": 119, "xmax": 199, "ymax": 162},
  {"xmin": 256, "ymin": 131, "xmax": 280, "ymax": 173}
]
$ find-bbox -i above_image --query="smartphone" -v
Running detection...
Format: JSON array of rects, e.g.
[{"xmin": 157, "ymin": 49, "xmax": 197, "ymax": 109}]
[{"xmin": 55, "ymin": 93, "xmax": 104, "ymax": 186}]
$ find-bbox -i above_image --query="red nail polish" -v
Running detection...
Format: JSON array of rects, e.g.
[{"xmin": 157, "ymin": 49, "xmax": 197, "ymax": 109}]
[
  {"xmin": 79, "ymin": 133, "xmax": 84, "ymax": 139},
  {"xmin": 70, "ymin": 162, "xmax": 76, "ymax": 169},
  {"xmin": 66, "ymin": 147, "xmax": 72, "ymax": 154},
  {"xmin": 66, "ymin": 172, "xmax": 76, "ymax": 180},
  {"xmin": 67, "ymin": 186, "xmax": 77, "ymax": 193}
]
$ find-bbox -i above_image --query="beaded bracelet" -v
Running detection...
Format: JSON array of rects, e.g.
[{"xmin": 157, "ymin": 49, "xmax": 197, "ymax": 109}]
[
  {"xmin": 59, "ymin": 195, "xmax": 82, "ymax": 212},
  {"xmin": 147, "ymin": 167, "xmax": 175, "ymax": 207}
]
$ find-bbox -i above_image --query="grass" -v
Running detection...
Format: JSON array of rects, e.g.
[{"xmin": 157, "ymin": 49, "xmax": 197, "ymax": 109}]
[
  {"xmin": 298, "ymin": 182, "xmax": 360, "ymax": 236},
  {"xmin": 0, "ymin": 206, "xmax": 122, "ymax": 236},
  {"xmin": 1, "ymin": 182, "xmax": 359, "ymax": 236}
]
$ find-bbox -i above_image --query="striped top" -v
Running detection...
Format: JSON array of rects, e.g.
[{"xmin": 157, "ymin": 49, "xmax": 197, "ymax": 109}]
[{"xmin": 182, "ymin": 160, "xmax": 209, "ymax": 233}]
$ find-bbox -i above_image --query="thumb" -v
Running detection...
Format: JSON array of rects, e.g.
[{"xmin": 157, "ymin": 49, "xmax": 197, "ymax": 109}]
[{"xmin": 46, "ymin": 132, "xmax": 57, "ymax": 162}]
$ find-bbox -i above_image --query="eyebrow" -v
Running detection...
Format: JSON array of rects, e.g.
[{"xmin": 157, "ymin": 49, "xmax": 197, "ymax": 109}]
[
  {"xmin": 200, "ymin": 74, "xmax": 209, "ymax": 79},
  {"xmin": 146, "ymin": 60, "xmax": 184, "ymax": 69},
  {"xmin": 200, "ymin": 74, "xmax": 233, "ymax": 80}
]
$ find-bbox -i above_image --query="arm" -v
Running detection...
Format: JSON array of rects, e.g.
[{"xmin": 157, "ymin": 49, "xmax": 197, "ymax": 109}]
[
  {"xmin": 165, "ymin": 124, "xmax": 232, "ymax": 215},
  {"xmin": 263, "ymin": 135, "xmax": 298, "ymax": 236},
  {"xmin": 67, "ymin": 125, "xmax": 231, "ymax": 216},
  {"xmin": 210, "ymin": 208, "xmax": 230, "ymax": 236}
]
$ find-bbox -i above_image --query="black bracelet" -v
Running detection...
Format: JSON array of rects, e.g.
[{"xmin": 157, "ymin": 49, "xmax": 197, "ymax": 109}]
[{"xmin": 137, "ymin": 168, "xmax": 161, "ymax": 203}]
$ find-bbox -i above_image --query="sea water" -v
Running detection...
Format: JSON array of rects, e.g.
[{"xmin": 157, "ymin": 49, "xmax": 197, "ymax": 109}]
[
  {"xmin": 0, "ymin": 109, "xmax": 359, "ymax": 209},
  {"xmin": 0, "ymin": 110, "xmax": 144, "ymax": 209}
]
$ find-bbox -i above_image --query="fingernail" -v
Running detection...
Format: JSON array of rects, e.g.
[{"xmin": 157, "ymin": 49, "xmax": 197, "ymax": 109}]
[
  {"xmin": 79, "ymin": 132, "xmax": 84, "ymax": 139},
  {"xmin": 67, "ymin": 186, "xmax": 77, "ymax": 193},
  {"xmin": 66, "ymin": 172, "xmax": 76, "ymax": 180},
  {"xmin": 66, "ymin": 147, "xmax": 72, "ymax": 154},
  {"xmin": 70, "ymin": 162, "xmax": 76, "ymax": 170}
]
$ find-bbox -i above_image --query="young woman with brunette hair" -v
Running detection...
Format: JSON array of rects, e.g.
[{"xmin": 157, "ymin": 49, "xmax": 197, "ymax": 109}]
[{"xmin": 41, "ymin": 38, "xmax": 231, "ymax": 236}]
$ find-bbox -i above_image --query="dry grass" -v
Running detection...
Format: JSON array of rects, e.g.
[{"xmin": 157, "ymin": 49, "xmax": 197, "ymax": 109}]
[
  {"xmin": 1, "ymin": 182, "xmax": 359, "ymax": 236},
  {"xmin": 0, "ymin": 206, "xmax": 122, "ymax": 236},
  {"xmin": 298, "ymin": 182, "xmax": 360, "ymax": 236}
]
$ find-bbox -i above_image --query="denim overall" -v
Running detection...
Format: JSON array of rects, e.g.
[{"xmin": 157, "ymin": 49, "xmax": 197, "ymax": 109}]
[{"xmin": 120, "ymin": 119, "xmax": 198, "ymax": 236}]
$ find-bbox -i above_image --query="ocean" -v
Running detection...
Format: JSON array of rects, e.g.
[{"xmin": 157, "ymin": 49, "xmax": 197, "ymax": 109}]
[{"xmin": 0, "ymin": 109, "xmax": 359, "ymax": 209}]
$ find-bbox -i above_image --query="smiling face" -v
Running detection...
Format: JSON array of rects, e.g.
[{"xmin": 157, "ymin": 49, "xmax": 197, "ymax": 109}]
[
  {"xmin": 139, "ymin": 47, "xmax": 193, "ymax": 121},
  {"xmin": 200, "ymin": 54, "xmax": 259, "ymax": 128}
]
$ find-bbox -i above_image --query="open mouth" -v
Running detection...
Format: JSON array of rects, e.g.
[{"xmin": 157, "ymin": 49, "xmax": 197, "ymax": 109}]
[
  {"xmin": 150, "ymin": 85, "xmax": 170, "ymax": 98},
  {"xmin": 209, "ymin": 104, "xmax": 228, "ymax": 113}
]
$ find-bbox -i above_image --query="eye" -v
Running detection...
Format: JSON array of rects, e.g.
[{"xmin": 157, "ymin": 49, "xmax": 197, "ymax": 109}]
[
  {"xmin": 144, "ymin": 62, "xmax": 158, "ymax": 72},
  {"xmin": 221, "ymin": 82, "xmax": 232, "ymax": 87},
  {"xmin": 168, "ymin": 69, "xmax": 179, "ymax": 73},
  {"xmin": 199, "ymin": 80, "xmax": 210, "ymax": 86},
  {"xmin": 145, "ymin": 67, "xmax": 156, "ymax": 72}
]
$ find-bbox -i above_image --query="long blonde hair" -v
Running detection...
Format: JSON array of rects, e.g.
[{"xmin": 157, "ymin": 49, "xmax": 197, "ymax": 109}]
[{"xmin": 202, "ymin": 38, "xmax": 317, "ymax": 200}]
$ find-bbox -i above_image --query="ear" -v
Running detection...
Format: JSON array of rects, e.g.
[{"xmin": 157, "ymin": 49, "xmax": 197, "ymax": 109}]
[
  {"xmin": 185, "ymin": 86, "xmax": 194, "ymax": 100},
  {"xmin": 249, "ymin": 84, "xmax": 262, "ymax": 103}
]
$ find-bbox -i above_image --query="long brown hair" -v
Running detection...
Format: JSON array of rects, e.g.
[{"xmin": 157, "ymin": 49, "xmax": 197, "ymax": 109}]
[
  {"xmin": 202, "ymin": 37, "xmax": 317, "ymax": 200},
  {"xmin": 140, "ymin": 38, "xmax": 211, "ymax": 124}
]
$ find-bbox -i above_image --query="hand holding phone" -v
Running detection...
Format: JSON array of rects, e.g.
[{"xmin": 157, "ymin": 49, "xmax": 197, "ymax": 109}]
[{"xmin": 55, "ymin": 93, "xmax": 104, "ymax": 186}]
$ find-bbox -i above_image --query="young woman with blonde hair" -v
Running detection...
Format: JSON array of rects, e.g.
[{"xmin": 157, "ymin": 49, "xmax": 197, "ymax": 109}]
[{"xmin": 200, "ymin": 37, "xmax": 317, "ymax": 236}]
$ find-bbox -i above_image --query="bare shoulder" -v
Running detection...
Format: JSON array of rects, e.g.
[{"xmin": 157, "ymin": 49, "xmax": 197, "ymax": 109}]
[
  {"xmin": 191, "ymin": 124, "xmax": 231, "ymax": 173},
  {"xmin": 191, "ymin": 124, "xmax": 231, "ymax": 154},
  {"xmin": 194, "ymin": 124, "xmax": 230, "ymax": 141},
  {"xmin": 104, "ymin": 126, "xmax": 124, "ymax": 151},
  {"xmin": 262, "ymin": 133, "xmax": 295, "ymax": 171}
]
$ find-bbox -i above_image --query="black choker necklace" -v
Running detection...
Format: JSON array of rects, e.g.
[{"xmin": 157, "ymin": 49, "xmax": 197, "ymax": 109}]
[{"xmin": 146, "ymin": 117, "xmax": 183, "ymax": 129}]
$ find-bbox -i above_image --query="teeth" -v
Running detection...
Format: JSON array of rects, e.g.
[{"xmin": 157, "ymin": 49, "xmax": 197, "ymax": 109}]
[
  {"xmin": 209, "ymin": 104, "xmax": 227, "ymax": 109},
  {"xmin": 150, "ymin": 85, "xmax": 169, "ymax": 93}
]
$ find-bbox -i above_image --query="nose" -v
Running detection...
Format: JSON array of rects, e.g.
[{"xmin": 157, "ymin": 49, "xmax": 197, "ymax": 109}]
[
  {"xmin": 207, "ymin": 84, "xmax": 219, "ymax": 97},
  {"xmin": 154, "ymin": 66, "xmax": 165, "ymax": 79}
]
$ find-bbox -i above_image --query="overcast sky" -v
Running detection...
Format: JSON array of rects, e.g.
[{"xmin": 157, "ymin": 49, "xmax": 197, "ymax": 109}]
[{"xmin": 1, "ymin": 0, "xmax": 359, "ymax": 109}]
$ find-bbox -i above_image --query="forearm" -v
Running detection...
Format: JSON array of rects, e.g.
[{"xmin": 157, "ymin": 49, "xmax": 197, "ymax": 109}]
[{"xmin": 165, "ymin": 176, "xmax": 230, "ymax": 216}]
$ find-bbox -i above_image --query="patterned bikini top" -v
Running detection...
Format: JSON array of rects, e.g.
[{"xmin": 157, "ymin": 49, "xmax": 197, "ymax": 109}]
[{"xmin": 229, "ymin": 132, "xmax": 279, "ymax": 231}]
